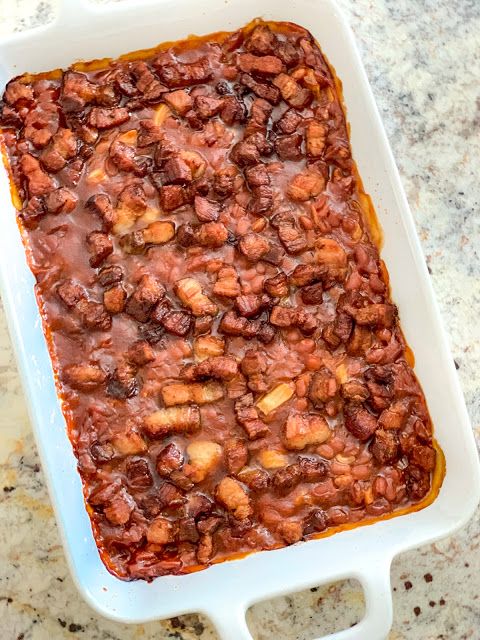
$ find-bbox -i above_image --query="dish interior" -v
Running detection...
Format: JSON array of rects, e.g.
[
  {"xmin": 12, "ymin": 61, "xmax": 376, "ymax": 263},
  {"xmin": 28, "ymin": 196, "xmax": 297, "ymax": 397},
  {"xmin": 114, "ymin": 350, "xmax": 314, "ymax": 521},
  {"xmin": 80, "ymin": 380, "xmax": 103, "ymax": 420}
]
[{"xmin": 0, "ymin": 17, "xmax": 445, "ymax": 583}]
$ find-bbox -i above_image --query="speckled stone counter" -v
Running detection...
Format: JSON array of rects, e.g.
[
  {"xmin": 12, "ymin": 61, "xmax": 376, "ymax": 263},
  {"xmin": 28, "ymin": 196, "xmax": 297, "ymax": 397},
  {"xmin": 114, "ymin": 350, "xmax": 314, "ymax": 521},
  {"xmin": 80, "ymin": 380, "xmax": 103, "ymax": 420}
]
[{"xmin": 0, "ymin": 1, "xmax": 479, "ymax": 638}]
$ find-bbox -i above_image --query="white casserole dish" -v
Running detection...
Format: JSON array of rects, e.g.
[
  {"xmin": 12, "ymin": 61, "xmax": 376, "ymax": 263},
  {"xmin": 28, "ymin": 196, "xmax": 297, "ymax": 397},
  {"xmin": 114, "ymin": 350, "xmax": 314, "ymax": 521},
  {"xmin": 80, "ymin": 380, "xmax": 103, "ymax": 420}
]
[{"xmin": 0, "ymin": 1, "xmax": 478, "ymax": 638}]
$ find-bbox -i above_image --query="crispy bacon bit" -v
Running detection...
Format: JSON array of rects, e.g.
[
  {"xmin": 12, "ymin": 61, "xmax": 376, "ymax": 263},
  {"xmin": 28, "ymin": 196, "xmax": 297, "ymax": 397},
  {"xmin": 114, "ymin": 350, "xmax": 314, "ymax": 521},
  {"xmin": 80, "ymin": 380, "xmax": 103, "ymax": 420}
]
[
  {"xmin": 309, "ymin": 369, "xmax": 338, "ymax": 407},
  {"xmin": 345, "ymin": 303, "xmax": 397, "ymax": 328},
  {"xmin": 77, "ymin": 299, "xmax": 112, "ymax": 331},
  {"xmin": 287, "ymin": 169, "xmax": 325, "ymax": 201},
  {"xmin": 126, "ymin": 275, "xmax": 165, "ymax": 322},
  {"xmin": 137, "ymin": 120, "xmax": 164, "ymax": 146},
  {"xmin": 158, "ymin": 184, "xmax": 192, "ymax": 211},
  {"xmin": 61, "ymin": 71, "xmax": 96, "ymax": 112},
  {"xmin": 371, "ymin": 429, "xmax": 399, "ymax": 464},
  {"xmin": 237, "ymin": 53, "xmax": 283, "ymax": 76},
  {"xmin": 86, "ymin": 194, "xmax": 117, "ymax": 230},
  {"xmin": 235, "ymin": 393, "xmax": 270, "ymax": 439},
  {"xmin": 274, "ymin": 133, "xmax": 303, "ymax": 161},
  {"xmin": 246, "ymin": 98, "xmax": 273, "ymax": 136},
  {"xmin": 4, "ymin": 80, "xmax": 33, "ymax": 105},
  {"xmin": 161, "ymin": 310, "xmax": 193, "ymax": 337},
  {"xmin": 177, "ymin": 221, "xmax": 228, "ymax": 248},
  {"xmin": 156, "ymin": 443, "xmax": 184, "ymax": 477},
  {"xmin": 277, "ymin": 521, "xmax": 303, "ymax": 544},
  {"xmin": 56, "ymin": 279, "xmax": 86, "ymax": 308},
  {"xmin": 40, "ymin": 128, "xmax": 77, "ymax": 173},
  {"xmin": 219, "ymin": 310, "xmax": 274, "ymax": 343},
  {"xmin": 194, "ymin": 95, "xmax": 224, "ymax": 119},
  {"xmin": 161, "ymin": 380, "xmax": 224, "ymax": 407},
  {"xmin": 106, "ymin": 362, "xmax": 138, "ymax": 399},
  {"xmin": 194, "ymin": 196, "xmax": 220, "ymax": 222},
  {"xmin": 86, "ymin": 231, "xmax": 113, "ymax": 267},
  {"xmin": 103, "ymin": 284, "xmax": 127, "ymax": 314},
  {"xmin": 215, "ymin": 477, "xmax": 252, "ymax": 520},
  {"xmin": 64, "ymin": 364, "xmax": 106, "ymax": 390},
  {"xmin": 117, "ymin": 182, "xmax": 148, "ymax": 213},
  {"xmin": 213, "ymin": 266, "xmax": 241, "ymax": 298},
  {"xmin": 306, "ymin": 121, "xmax": 327, "ymax": 157},
  {"xmin": 240, "ymin": 73, "xmax": 281, "ymax": 104},
  {"xmin": 144, "ymin": 406, "xmax": 201, "ymax": 437},
  {"xmin": 275, "ymin": 108, "xmax": 302, "ymax": 134},
  {"xmin": 20, "ymin": 154, "xmax": 55, "ymax": 196},
  {"xmin": 245, "ymin": 24, "xmax": 277, "ymax": 55},
  {"xmin": 44, "ymin": 187, "xmax": 77, "ymax": 214},
  {"xmin": 235, "ymin": 293, "xmax": 270, "ymax": 318},
  {"xmin": 88, "ymin": 107, "xmax": 130, "ymax": 129},
  {"xmin": 163, "ymin": 89, "xmax": 193, "ymax": 114},
  {"xmin": 155, "ymin": 57, "xmax": 212, "ymax": 88},
  {"xmin": 193, "ymin": 335, "xmax": 225, "ymax": 361},
  {"xmin": 316, "ymin": 238, "xmax": 347, "ymax": 277},
  {"xmin": 224, "ymin": 438, "xmax": 249, "ymax": 474},
  {"xmin": 175, "ymin": 278, "xmax": 218, "ymax": 317},
  {"xmin": 127, "ymin": 340, "xmax": 155, "ymax": 366},
  {"xmin": 273, "ymin": 73, "xmax": 312, "ymax": 108},
  {"xmin": 220, "ymin": 95, "xmax": 246, "ymax": 125},
  {"xmin": 238, "ymin": 233, "xmax": 270, "ymax": 261},
  {"xmin": 344, "ymin": 405, "xmax": 378, "ymax": 441},
  {"xmin": 182, "ymin": 356, "xmax": 238, "ymax": 382},
  {"xmin": 378, "ymin": 399, "xmax": 411, "ymax": 430},
  {"xmin": 270, "ymin": 305, "xmax": 316, "ymax": 335},
  {"xmin": 283, "ymin": 413, "xmax": 331, "ymax": 450},
  {"xmin": 341, "ymin": 380, "xmax": 369, "ymax": 403},
  {"xmin": 213, "ymin": 165, "xmax": 238, "ymax": 197},
  {"xmin": 273, "ymin": 213, "xmax": 307, "ymax": 254},
  {"xmin": 104, "ymin": 491, "xmax": 134, "ymax": 525},
  {"xmin": 264, "ymin": 271, "xmax": 289, "ymax": 298}
]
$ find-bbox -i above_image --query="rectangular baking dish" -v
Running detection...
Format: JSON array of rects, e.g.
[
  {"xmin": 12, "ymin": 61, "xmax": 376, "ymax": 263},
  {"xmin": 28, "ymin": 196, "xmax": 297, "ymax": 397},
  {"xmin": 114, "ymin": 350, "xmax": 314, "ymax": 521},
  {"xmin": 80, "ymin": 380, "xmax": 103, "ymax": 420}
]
[{"xmin": 0, "ymin": 1, "xmax": 478, "ymax": 638}]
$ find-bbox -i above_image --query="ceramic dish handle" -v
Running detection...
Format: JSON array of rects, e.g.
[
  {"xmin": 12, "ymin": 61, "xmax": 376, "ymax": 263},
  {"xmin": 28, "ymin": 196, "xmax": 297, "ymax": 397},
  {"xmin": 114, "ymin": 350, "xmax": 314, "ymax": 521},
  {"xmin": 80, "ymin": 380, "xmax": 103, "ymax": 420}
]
[{"xmin": 206, "ymin": 557, "xmax": 393, "ymax": 640}]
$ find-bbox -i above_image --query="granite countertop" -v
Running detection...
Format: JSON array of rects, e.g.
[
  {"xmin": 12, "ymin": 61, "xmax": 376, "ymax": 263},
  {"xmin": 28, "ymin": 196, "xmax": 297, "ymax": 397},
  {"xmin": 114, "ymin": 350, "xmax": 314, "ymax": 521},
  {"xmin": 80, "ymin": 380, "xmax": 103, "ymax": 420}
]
[{"xmin": 0, "ymin": 1, "xmax": 479, "ymax": 638}]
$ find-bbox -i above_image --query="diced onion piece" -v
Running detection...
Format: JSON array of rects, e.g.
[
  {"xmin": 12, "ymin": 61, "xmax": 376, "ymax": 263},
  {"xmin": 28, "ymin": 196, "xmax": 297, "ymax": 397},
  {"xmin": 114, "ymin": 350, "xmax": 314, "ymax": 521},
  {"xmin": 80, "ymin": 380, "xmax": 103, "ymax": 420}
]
[
  {"xmin": 153, "ymin": 104, "xmax": 172, "ymax": 127},
  {"xmin": 139, "ymin": 206, "xmax": 161, "ymax": 224},
  {"xmin": 186, "ymin": 440, "xmax": 222, "ymax": 482},
  {"xmin": 256, "ymin": 382, "xmax": 294, "ymax": 415},
  {"xmin": 117, "ymin": 129, "xmax": 137, "ymax": 145},
  {"xmin": 258, "ymin": 449, "xmax": 289, "ymax": 469},
  {"xmin": 86, "ymin": 167, "xmax": 107, "ymax": 184},
  {"xmin": 142, "ymin": 220, "xmax": 175, "ymax": 244},
  {"xmin": 335, "ymin": 364, "xmax": 348, "ymax": 385}
]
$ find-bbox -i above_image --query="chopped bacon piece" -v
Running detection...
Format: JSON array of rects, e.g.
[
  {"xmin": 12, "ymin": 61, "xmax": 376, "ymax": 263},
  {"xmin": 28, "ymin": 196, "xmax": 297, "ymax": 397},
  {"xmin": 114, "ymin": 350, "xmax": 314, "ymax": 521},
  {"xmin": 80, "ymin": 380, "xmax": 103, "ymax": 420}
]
[
  {"xmin": 235, "ymin": 393, "xmax": 270, "ymax": 439},
  {"xmin": 213, "ymin": 266, "xmax": 241, "ymax": 298},
  {"xmin": 144, "ymin": 406, "xmax": 201, "ymax": 437},
  {"xmin": 88, "ymin": 107, "xmax": 130, "ymax": 129},
  {"xmin": 20, "ymin": 154, "xmax": 55, "ymax": 196},
  {"xmin": 237, "ymin": 53, "xmax": 283, "ymax": 76},
  {"xmin": 273, "ymin": 73, "xmax": 312, "ymax": 108},
  {"xmin": 182, "ymin": 356, "xmax": 238, "ymax": 382},
  {"xmin": 283, "ymin": 413, "xmax": 330, "ymax": 450},
  {"xmin": 215, "ymin": 477, "xmax": 252, "ymax": 520}
]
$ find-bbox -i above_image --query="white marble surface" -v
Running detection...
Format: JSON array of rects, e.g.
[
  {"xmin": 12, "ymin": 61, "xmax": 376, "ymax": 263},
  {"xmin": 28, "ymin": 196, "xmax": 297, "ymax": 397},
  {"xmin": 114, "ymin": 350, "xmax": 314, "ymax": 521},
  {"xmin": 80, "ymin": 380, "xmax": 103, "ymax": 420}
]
[{"xmin": 0, "ymin": 1, "xmax": 479, "ymax": 638}]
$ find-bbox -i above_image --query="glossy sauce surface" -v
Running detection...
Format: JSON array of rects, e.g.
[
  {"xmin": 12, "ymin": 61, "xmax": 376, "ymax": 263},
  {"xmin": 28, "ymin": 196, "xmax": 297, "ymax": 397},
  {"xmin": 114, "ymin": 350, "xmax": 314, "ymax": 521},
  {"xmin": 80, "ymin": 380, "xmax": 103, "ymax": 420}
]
[{"xmin": 0, "ymin": 20, "xmax": 443, "ymax": 580}]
